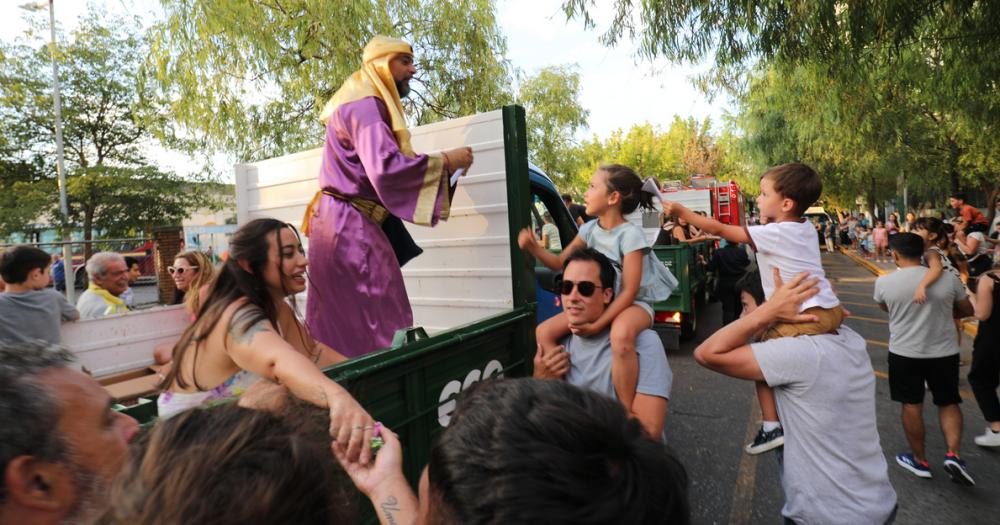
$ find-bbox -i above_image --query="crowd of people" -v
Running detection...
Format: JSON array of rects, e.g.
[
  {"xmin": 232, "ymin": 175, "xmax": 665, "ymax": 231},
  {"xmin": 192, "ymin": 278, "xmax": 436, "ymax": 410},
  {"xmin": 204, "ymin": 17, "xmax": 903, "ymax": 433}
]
[{"xmin": 2, "ymin": 34, "xmax": 1000, "ymax": 525}]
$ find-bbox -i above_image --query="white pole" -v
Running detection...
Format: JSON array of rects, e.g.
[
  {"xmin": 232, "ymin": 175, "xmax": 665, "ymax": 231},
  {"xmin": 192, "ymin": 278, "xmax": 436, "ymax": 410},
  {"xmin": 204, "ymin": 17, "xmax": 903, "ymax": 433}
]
[{"xmin": 43, "ymin": 0, "xmax": 75, "ymax": 302}]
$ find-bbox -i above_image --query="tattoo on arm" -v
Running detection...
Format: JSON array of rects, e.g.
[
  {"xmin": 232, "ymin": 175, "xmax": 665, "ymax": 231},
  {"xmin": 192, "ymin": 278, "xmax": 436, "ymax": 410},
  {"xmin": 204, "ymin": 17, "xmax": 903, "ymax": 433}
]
[
  {"xmin": 379, "ymin": 495, "xmax": 401, "ymax": 525},
  {"xmin": 229, "ymin": 305, "xmax": 272, "ymax": 345}
]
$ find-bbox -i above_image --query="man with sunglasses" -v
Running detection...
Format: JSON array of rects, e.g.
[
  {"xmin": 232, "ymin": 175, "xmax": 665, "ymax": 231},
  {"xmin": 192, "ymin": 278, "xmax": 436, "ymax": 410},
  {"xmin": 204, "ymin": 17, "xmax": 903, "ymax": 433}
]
[{"xmin": 533, "ymin": 248, "xmax": 673, "ymax": 441}]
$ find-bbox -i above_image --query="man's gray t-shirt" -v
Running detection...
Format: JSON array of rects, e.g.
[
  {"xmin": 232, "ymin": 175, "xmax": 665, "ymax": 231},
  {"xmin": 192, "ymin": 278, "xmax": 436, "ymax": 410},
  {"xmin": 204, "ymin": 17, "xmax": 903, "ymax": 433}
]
[
  {"xmin": 562, "ymin": 329, "xmax": 672, "ymax": 440},
  {"xmin": 0, "ymin": 289, "xmax": 77, "ymax": 344},
  {"xmin": 752, "ymin": 327, "xmax": 897, "ymax": 525},
  {"xmin": 874, "ymin": 266, "xmax": 965, "ymax": 358}
]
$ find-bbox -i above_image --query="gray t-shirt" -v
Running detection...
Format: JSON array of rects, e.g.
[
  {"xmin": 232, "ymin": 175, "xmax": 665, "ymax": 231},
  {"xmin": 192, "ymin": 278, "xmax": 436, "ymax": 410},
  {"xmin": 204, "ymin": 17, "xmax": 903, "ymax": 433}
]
[
  {"xmin": 562, "ymin": 329, "xmax": 672, "ymax": 440},
  {"xmin": 578, "ymin": 220, "xmax": 678, "ymax": 305},
  {"xmin": 752, "ymin": 327, "xmax": 897, "ymax": 525},
  {"xmin": 874, "ymin": 266, "xmax": 965, "ymax": 358},
  {"xmin": 0, "ymin": 289, "xmax": 78, "ymax": 344}
]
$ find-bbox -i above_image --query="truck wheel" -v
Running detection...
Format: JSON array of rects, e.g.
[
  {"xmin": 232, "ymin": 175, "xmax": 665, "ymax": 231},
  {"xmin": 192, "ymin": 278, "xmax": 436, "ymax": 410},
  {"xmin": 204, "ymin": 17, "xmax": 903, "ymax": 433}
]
[{"xmin": 680, "ymin": 299, "xmax": 697, "ymax": 340}]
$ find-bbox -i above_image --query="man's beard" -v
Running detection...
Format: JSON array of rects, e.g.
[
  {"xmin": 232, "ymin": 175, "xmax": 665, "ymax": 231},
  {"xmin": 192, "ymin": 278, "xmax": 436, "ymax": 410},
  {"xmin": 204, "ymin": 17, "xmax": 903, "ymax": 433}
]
[
  {"xmin": 396, "ymin": 80, "xmax": 410, "ymax": 98},
  {"xmin": 61, "ymin": 463, "xmax": 106, "ymax": 525}
]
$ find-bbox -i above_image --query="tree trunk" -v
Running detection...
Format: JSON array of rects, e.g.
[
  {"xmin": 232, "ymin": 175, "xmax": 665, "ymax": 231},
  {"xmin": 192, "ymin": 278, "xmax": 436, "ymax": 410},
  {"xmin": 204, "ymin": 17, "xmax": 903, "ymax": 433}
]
[
  {"xmin": 83, "ymin": 209, "xmax": 94, "ymax": 263},
  {"xmin": 947, "ymin": 140, "xmax": 961, "ymax": 195}
]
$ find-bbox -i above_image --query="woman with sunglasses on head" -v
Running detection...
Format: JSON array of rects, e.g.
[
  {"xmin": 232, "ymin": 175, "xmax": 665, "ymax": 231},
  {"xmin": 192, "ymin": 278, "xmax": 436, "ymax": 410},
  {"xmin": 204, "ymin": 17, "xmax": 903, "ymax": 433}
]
[
  {"xmin": 157, "ymin": 218, "xmax": 376, "ymax": 464},
  {"xmin": 152, "ymin": 251, "xmax": 216, "ymax": 365},
  {"xmin": 170, "ymin": 251, "xmax": 216, "ymax": 315}
]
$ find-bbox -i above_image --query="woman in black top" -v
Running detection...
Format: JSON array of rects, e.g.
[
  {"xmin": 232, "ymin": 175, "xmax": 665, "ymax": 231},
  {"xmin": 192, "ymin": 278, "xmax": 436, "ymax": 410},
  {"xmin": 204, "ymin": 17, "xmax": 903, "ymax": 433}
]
[{"xmin": 969, "ymin": 269, "xmax": 1000, "ymax": 447}]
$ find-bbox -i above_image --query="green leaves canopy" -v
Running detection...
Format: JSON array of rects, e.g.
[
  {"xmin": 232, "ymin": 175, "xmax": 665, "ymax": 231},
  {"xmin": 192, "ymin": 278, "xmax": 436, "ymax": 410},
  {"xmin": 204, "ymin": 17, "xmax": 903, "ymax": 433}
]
[
  {"xmin": 517, "ymin": 65, "xmax": 588, "ymax": 181},
  {"xmin": 0, "ymin": 11, "xmax": 218, "ymax": 243},
  {"xmin": 145, "ymin": 0, "xmax": 514, "ymax": 160}
]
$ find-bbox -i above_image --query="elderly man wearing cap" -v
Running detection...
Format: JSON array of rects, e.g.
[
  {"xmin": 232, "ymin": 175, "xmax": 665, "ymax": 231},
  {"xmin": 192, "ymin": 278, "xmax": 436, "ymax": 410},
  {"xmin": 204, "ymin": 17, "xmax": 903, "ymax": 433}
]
[{"xmin": 302, "ymin": 36, "xmax": 474, "ymax": 357}]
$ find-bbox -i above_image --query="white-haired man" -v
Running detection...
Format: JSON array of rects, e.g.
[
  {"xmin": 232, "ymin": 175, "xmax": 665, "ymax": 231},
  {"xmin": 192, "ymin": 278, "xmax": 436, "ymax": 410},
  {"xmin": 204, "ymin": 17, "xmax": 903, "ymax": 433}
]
[{"xmin": 76, "ymin": 252, "xmax": 130, "ymax": 319}]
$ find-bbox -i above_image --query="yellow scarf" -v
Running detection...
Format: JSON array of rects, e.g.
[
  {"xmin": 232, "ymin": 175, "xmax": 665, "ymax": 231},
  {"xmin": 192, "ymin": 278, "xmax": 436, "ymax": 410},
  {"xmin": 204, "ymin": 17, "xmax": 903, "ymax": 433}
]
[
  {"xmin": 320, "ymin": 36, "xmax": 415, "ymax": 157},
  {"xmin": 87, "ymin": 282, "xmax": 129, "ymax": 315}
]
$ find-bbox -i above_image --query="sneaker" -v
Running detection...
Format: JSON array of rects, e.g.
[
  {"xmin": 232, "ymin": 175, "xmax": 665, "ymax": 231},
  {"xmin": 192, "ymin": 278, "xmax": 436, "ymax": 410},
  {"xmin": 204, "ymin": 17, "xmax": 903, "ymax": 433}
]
[
  {"xmin": 974, "ymin": 427, "xmax": 1000, "ymax": 447},
  {"xmin": 943, "ymin": 454, "xmax": 976, "ymax": 486},
  {"xmin": 895, "ymin": 453, "xmax": 932, "ymax": 479},
  {"xmin": 745, "ymin": 426, "xmax": 784, "ymax": 455}
]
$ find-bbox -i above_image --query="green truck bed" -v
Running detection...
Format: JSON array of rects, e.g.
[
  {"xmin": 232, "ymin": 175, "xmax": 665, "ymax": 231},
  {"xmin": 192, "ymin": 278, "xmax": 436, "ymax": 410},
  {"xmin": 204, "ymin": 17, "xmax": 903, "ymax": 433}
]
[{"xmin": 651, "ymin": 241, "xmax": 713, "ymax": 343}]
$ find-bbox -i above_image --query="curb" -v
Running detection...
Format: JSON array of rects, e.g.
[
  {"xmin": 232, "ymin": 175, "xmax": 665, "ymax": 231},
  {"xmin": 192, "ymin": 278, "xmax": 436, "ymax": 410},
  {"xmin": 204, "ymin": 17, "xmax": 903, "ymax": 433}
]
[{"xmin": 836, "ymin": 247, "xmax": 979, "ymax": 338}]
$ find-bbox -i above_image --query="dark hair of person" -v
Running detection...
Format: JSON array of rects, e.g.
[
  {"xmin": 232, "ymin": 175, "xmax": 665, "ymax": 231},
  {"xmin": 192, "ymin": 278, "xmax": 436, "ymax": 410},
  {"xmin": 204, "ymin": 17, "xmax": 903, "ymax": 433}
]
[
  {"xmin": 889, "ymin": 233, "xmax": 924, "ymax": 260},
  {"xmin": 735, "ymin": 270, "xmax": 765, "ymax": 307},
  {"xmin": 95, "ymin": 402, "xmax": 354, "ymax": 525},
  {"xmin": 563, "ymin": 247, "xmax": 616, "ymax": 291},
  {"xmin": 0, "ymin": 245, "xmax": 52, "ymax": 284},
  {"xmin": 427, "ymin": 378, "xmax": 690, "ymax": 525},
  {"xmin": 0, "ymin": 342, "xmax": 76, "ymax": 506},
  {"xmin": 124, "ymin": 256, "xmax": 139, "ymax": 270},
  {"xmin": 912, "ymin": 217, "xmax": 948, "ymax": 249},
  {"xmin": 951, "ymin": 192, "xmax": 966, "ymax": 202},
  {"xmin": 760, "ymin": 163, "xmax": 822, "ymax": 216},
  {"xmin": 561, "ymin": 193, "xmax": 572, "ymax": 203},
  {"xmin": 161, "ymin": 218, "xmax": 311, "ymax": 390},
  {"xmin": 600, "ymin": 163, "xmax": 655, "ymax": 214}
]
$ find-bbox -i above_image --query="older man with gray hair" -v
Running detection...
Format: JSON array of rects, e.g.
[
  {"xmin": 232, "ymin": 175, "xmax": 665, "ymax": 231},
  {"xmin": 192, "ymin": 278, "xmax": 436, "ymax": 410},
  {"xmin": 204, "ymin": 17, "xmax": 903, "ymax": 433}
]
[
  {"xmin": 0, "ymin": 341, "xmax": 139, "ymax": 525},
  {"xmin": 76, "ymin": 252, "xmax": 130, "ymax": 319}
]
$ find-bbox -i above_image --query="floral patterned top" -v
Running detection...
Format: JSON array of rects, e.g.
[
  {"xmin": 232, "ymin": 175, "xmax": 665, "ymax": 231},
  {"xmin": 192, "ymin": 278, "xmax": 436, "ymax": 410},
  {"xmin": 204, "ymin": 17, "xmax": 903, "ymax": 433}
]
[{"xmin": 157, "ymin": 370, "xmax": 261, "ymax": 419}]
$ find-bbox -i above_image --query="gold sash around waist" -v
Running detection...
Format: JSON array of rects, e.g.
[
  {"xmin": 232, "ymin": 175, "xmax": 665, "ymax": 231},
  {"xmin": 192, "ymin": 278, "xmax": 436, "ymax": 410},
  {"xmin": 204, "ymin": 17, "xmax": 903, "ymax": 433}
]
[{"xmin": 301, "ymin": 189, "xmax": 389, "ymax": 237}]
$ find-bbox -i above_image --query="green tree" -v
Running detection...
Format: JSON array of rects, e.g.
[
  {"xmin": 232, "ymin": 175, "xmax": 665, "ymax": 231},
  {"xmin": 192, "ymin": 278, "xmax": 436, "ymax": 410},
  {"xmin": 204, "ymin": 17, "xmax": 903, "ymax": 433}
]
[
  {"xmin": 563, "ymin": 1, "xmax": 1000, "ymax": 212},
  {"xmin": 518, "ymin": 65, "xmax": 589, "ymax": 182},
  {"xmin": 145, "ymin": 0, "xmax": 514, "ymax": 160},
  {"xmin": 0, "ymin": 11, "xmax": 217, "ymax": 253}
]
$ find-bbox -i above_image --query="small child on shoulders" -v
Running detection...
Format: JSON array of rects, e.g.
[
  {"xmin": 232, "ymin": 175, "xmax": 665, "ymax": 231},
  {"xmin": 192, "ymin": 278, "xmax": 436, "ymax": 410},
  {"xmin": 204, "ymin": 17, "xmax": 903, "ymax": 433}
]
[
  {"xmin": 0, "ymin": 245, "xmax": 79, "ymax": 345},
  {"xmin": 663, "ymin": 162, "xmax": 844, "ymax": 454}
]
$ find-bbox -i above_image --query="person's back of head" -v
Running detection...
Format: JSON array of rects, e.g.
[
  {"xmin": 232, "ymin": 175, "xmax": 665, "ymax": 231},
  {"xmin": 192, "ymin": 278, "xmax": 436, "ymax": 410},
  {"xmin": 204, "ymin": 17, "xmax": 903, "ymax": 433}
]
[
  {"xmin": 761, "ymin": 163, "xmax": 821, "ymax": 217},
  {"xmin": 426, "ymin": 378, "xmax": 690, "ymax": 525},
  {"xmin": 561, "ymin": 193, "xmax": 572, "ymax": 204},
  {"xmin": 0, "ymin": 245, "xmax": 52, "ymax": 285},
  {"xmin": 889, "ymin": 233, "xmax": 924, "ymax": 262},
  {"xmin": 97, "ymin": 402, "xmax": 353, "ymax": 525}
]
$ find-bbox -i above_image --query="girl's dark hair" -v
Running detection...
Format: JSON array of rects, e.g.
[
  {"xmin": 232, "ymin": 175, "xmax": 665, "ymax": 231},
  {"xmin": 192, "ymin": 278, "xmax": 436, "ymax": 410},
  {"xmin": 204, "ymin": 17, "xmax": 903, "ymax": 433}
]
[
  {"xmin": 427, "ymin": 378, "xmax": 690, "ymax": 525},
  {"xmin": 162, "ymin": 218, "xmax": 310, "ymax": 390},
  {"xmin": 600, "ymin": 163, "xmax": 655, "ymax": 214},
  {"xmin": 97, "ymin": 403, "xmax": 353, "ymax": 525},
  {"xmin": 912, "ymin": 217, "xmax": 948, "ymax": 248},
  {"xmin": 736, "ymin": 270, "xmax": 765, "ymax": 307}
]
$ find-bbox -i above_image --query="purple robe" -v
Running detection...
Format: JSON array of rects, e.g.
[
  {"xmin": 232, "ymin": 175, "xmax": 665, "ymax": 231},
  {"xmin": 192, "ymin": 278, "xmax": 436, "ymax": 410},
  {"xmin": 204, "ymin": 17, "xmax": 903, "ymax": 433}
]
[{"xmin": 306, "ymin": 97, "xmax": 449, "ymax": 357}]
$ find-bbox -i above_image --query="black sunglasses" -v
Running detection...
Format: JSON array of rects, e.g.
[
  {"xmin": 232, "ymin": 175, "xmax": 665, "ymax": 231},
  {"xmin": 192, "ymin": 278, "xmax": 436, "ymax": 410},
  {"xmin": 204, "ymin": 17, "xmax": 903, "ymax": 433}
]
[{"xmin": 555, "ymin": 277, "xmax": 604, "ymax": 297}]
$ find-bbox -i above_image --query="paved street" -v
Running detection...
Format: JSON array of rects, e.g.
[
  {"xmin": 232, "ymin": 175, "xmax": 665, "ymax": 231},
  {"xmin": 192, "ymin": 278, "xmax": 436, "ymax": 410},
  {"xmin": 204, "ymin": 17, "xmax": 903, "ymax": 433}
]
[{"xmin": 669, "ymin": 250, "xmax": 1000, "ymax": 524}]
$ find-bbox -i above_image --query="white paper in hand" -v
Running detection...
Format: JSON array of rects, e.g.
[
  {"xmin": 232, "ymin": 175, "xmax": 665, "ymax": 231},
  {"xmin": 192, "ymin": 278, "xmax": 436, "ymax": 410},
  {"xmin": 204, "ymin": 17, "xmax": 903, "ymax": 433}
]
[
  {"xmin": 450, "ymin": 167, "xmax": 465, "ymax": 187},
  {"xmin": 641, "ymin": 178, "xmax": 661, "ymax": 195}
]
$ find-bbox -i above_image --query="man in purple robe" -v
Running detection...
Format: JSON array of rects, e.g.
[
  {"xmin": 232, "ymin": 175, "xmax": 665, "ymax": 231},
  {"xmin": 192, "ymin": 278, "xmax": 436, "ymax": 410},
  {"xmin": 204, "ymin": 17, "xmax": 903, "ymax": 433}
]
[{"xmin": 303, "ymin": 36, "xmax": 474, "ymax": 358}]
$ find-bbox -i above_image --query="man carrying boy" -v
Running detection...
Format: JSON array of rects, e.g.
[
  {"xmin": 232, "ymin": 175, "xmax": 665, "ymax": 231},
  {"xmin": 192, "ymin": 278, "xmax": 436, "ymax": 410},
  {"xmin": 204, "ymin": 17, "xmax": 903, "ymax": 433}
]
[
  {"xmin": 0, "ymin": 245, "xmax": 79, "ymax": 344},
  {"xmin": 663, "ymin": 163, "xmax": 843, "ymax": 454},
  {"xmin": 875, "ymin": 233, "xmax": 976, "ymax": 485}
]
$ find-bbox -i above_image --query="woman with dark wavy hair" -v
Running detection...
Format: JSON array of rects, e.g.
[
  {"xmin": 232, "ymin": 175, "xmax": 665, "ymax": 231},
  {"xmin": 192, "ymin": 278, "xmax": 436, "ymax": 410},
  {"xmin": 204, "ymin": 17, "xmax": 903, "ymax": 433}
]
[{"xmin": 157, "ymin": 218, "xmax": 375, "ymax": 463}]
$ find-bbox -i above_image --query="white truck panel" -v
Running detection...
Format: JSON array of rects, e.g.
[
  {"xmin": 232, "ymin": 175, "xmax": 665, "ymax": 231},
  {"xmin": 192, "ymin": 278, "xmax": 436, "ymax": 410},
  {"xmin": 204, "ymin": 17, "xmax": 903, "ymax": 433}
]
[
  {"xmin": 60, "ymin": 305, "xmax": 188, "ymax": 379},
  {"xmin": 235, "ymin": 110, "xmax": 512, "ymax": 334}
]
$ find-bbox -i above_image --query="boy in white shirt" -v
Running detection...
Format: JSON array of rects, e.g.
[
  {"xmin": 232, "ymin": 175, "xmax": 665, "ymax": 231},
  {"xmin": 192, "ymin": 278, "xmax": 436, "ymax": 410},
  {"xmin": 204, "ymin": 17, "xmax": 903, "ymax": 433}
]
[{"xmin": 663, "ymin": 162, "xmax": 844, "ymax": 454}]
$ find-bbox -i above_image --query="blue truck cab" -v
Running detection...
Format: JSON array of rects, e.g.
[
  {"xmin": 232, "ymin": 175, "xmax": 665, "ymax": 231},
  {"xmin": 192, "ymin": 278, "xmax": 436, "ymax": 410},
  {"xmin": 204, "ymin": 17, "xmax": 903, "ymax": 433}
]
[{"xmin": 526, "ymin": 164, "xmax": 579, "ymax": 324}]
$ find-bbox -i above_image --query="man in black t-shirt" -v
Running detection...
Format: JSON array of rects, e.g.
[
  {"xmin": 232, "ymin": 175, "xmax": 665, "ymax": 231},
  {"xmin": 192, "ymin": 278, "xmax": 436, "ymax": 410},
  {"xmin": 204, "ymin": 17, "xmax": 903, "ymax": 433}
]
[{"xmin": 562, "ymin": 193, "xmax": 591, "ymax": 226}]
